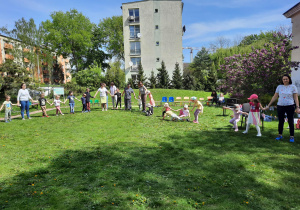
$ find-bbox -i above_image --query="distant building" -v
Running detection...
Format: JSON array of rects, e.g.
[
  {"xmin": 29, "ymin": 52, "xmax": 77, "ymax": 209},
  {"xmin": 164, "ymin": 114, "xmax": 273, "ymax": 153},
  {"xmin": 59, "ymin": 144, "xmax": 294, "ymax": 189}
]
[
  {"xmin": 284, "ymin": 2, "xmax": 300, "ymax": 92},
  {"xmin": 122, "ymin": 0, "xmax": 184, "ymax": 82},
  {"xmin": 0, "ymin": 34, "xmax": 72, "ymax": 84}
]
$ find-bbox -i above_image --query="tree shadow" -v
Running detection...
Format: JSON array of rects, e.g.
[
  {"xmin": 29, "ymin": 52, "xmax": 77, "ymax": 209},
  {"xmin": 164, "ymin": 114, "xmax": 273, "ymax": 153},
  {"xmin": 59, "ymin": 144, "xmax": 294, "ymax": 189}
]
[{"xmin": 0, "ymin": 129, "xmax": 299, "ymax": 209}]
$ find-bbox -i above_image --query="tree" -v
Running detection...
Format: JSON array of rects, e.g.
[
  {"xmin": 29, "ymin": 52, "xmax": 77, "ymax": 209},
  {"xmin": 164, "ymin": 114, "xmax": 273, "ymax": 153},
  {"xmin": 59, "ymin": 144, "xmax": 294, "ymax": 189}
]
[
  {"xmin": 0, "ymin": 61, "xmax": 30, "ymax": 96},
  {"xmin": 182, "ymin": 73, "xmax": 195, "ymax": 90},
  {"xmin": 157, "ymin": 61, "xmax": 170, "ymax": 89},
  {"xmin": 218, "ymin": 32, "xmax": 299, "ymax": 98},
  {"xmin": 171, "ymin": 63, "xmax": 183, "ymax": 89},
  {"xmin": 99, "ymin": 16, "xmax": 124, "ymax": 61},
  {"xmin": 149, "ymin": 70, "xmax": 157, "ymax": 89},
  {"xmin": 42, "ymin": 9, "xmax": 94, "ymax": 71},
  {"xmin": 209, "ymin": 36, "xmax": 231, "ymax": 53},
  {"xmin": 75, "ymin": 64, "xmax": 104, "ymax": 89},
  {"xmin": 137, "ymin": 63, "xmax": 147, "ymax": 84},
  {"xmin": 207, "ymin": 61, "xmax": 218, "ymax": 91},
  {"xmin": 105, "ymin": 61, "xmax": 125, "ymax": 88}
]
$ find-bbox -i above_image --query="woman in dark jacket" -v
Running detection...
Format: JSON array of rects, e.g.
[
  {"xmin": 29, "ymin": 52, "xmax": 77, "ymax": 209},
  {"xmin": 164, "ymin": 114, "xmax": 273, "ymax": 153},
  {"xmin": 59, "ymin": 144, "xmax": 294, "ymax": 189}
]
[{"xmin": 211, "ymin": 91, "xmax": 218, "ymax": 105}]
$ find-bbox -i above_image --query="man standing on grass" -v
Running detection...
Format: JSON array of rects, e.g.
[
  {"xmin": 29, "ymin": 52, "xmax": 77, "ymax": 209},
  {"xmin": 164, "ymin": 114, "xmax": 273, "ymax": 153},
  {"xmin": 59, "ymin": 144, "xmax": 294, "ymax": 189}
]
[{"xmin": 122, "ymin": 84, "xmax": 137, "ymax": 111}]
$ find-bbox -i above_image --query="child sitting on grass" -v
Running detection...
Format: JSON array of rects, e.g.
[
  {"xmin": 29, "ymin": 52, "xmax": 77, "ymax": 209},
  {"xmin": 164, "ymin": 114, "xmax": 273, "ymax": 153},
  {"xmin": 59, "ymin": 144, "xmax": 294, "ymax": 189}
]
[
  {"xmin": 190, "ymin": 96, "xmax": 203, "ymax": 124},
  {"xmin": 53, "ymin": 95, "xmax": 65, "ymax": 116},
  {"xmin": 223, "ymin": 104, "xmax": 247, "ymax": 132},
  {"xmin": 0, "ymin": 95, "xmax": 17, "ymax": 123},
  {"xmin": 161, "ymin": 103, "xmax": 182, "ymax": 121},
  {"xmin": 38, "ymin": 93, "xmax": 52, "ymax": 117},
  {"xmin": 179, "ymin": 104, "xmax": 190, "ymax": 121}
]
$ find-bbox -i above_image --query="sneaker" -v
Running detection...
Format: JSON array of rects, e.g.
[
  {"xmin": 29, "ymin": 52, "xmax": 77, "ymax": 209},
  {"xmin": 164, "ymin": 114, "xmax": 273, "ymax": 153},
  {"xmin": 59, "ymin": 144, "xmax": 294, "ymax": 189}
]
[
  {"xmin": 46, "ymin": 116, "xmax": 49, "ymax": 118},
  {"xmin": 5, "ymin": 121, "xmax": 9, "ymax": 123},
  {"xmin": 56, "ymin": 114, "xmax": 58, "ymax": 116},
  {"xmin": 28, "ymin": 117, "xmax": 32, "ymax": 119},
  {"xmin": 42, "ymin": 116, "xmax": 45, "ymax": 118},
  {"xmin": 105, "ymin": 109, "xmax": 107, "ymax": 111},
  {"xmin": 290, "ymin": 137, "xmax": 295, "ymax": 143},
  {"xmin": 235, "ymin": 129, "xmax": 238, "ymax": 132},
  {"xmin": 186, "ymin": 119, "xmax": 190, "ymax": 122},
  {"xmin": 242, "ymin": 131, "xmax": 247, "ymax": 134},
  {"xmin": 275, "ymin": 135, "xmax": 283, "ymax": 140},
  {"xmin": 257, "ymin": 133, "xmax": 262, "ymax": 137},
  {"xmin": 9, "ymin": 119, "xmax": 12, "ymax": 122},
  {"xmin": 62, "ymin": 114, "xmax": 64, "ymax": 116},
  {"xmin": 22, "ymin": 118, "xmax": 25, "ymax": 120},
  {"xmin": 102, "ymin": 108, "xmax": 104, "ymax": 111},
  {"xmin": 193, "ymin": 120, "xmax": 199, "ymax": 124}
]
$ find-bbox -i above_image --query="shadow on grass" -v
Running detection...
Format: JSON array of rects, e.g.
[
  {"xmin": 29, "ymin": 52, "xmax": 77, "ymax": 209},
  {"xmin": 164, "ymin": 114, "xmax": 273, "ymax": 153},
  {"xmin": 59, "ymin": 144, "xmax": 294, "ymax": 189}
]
[{"xmin": 0, "ymin": 129, "xmax": 299, "ymax": 209}]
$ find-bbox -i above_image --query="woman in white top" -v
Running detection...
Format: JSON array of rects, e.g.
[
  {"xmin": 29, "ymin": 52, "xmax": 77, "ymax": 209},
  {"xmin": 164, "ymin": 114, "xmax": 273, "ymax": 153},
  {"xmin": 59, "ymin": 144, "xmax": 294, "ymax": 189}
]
[
  {"xmin": 266, "ymin": 74, "xmax": 300, "ymax": 142},
  {"xmin": 94, "ymin": 83, "xmax": 113, "ymax": 111},
  {"xmin": 110, "ymin": 82, "xmax": 117, "ymax": 109},
  {"xmin": 17, "ymin": 83, "xmax": 35, "ymax": 120}
]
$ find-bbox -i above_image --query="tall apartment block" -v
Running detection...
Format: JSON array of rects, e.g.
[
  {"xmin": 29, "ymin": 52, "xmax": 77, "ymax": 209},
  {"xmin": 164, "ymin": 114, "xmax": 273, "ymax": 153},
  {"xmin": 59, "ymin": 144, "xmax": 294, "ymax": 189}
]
[{"xmin": 122, "ymin": 0, "xmax": 184, "ymax": 82}]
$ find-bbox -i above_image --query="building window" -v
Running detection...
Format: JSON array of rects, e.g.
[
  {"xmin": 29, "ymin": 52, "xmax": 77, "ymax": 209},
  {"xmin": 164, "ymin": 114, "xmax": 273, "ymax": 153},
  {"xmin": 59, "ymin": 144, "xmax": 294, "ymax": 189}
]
[
  {"xmin": 129, "ymin": 9, "xmax": 139, "ymax": 22},
  {"xmin": 155, "ymin": 25, "xmax": 159, "ymax": 29},
  {"xmin": 131, "ymin": 57, "xmax": 141, "ymax": 66},
  {"xmin": 156, "ymin": 58, "xmax": 160, "ymax": 62},
  {"xmin": 130, "ymin": 25, "xmax": 140, "ymax": 39},
  {"xmin": 130, "ymin": 42, "xmax": 141, "ymax": 55},
  {"xmin": 156, "ymin": 41, "xmax": 159, "ymax": 46},
  {"xmin": 131, "ymin": 74, "xmax": 138, "ymax": 81},
  {"xmin": 155, "ymin": 9, "xmax": 158, "ymax": 13}
]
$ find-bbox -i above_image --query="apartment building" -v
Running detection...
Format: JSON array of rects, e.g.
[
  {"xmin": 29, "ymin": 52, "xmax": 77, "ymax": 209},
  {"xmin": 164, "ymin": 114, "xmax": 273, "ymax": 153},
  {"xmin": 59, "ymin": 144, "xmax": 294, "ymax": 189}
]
[
  {"xmin": 122, "ymin": 0, "xmax": 184, "ymax": 82},
  {"xmin": 284, "ymin": 3, "xmax": 300, "ymax": 92},
  {"xmin": 0, "ymin": 34, "xmax": 72, "ymax": 84}
]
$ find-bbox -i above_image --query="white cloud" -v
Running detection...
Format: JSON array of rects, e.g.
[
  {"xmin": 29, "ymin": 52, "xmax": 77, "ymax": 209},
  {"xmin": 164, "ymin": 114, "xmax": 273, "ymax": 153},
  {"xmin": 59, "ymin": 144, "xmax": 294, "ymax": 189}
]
[{"xmin": 184, "ymin": 0, "xmax": 261, "ymax": 8}]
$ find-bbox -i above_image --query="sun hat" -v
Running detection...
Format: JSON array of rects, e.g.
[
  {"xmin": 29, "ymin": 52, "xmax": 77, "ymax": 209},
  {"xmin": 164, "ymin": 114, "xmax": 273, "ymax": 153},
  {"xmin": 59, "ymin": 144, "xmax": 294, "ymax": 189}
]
[
  {"xmin": 190, "ymin": 96, "xmax": 197, "ymax": 101},
  {"xmin": 184, "ymin": 104, "xmax": 188, "ymax": 109},
  {"xmin": 164, "ymin": 103, "xmax": 169, "ymax": 107},
  {"xmin": 247, "ymin": 94, "xmax": 258, "ymax": 100}
]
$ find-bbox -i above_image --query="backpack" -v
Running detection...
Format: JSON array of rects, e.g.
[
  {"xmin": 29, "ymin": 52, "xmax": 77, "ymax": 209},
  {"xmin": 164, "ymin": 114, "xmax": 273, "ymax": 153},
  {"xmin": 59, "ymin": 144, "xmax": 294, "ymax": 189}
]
[{"xmin": 296, "ymin": 119, "xmax": 300, "ymax": 130}]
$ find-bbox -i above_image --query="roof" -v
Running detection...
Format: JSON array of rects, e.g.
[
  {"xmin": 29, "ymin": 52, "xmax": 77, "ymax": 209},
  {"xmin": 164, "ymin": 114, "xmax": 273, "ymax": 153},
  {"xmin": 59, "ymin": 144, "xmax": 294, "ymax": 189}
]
[
  {"xmin": 122, "ymin": 0, "xmax": 181, "ymax": 5},
  {"xmin": 283, "ymin": 2, "xmax": 300, "ymax": 18}
]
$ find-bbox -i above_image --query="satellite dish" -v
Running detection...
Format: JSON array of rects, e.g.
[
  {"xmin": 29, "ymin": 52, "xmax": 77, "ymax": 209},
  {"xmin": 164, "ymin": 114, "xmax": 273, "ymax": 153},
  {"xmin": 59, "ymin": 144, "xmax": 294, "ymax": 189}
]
[
  {"xmin": 129, "ymin": 61, "xmax": 133, "ymax": 67},
  {"xmin": 137, "ymin": 33, "xmax": 142, "ymax": 38}
]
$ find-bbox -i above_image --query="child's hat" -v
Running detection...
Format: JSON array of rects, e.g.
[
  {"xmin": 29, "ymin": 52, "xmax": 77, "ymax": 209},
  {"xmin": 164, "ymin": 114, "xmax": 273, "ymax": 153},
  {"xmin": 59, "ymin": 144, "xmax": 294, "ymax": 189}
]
[
  {"xmin": 247, "ymin": 94, "xmax": 258, "ymax": 100},
  {"xmin": 190, "ymin": 96, "xmax": 197, "ymax": 101},
  {"xmin": 164, "ymin": 103, "xmax": 169, "ymax": 107},
  {"xmin": 184, "ymin": 104, "xmax": 188, "ymax": 109}
]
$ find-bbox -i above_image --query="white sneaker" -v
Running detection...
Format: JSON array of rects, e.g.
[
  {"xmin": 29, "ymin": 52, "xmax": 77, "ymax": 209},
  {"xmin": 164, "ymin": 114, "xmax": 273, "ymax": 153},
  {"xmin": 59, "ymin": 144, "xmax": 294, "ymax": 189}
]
[
  {"xmin": 56, "ymin": 114, "xmax": 58, "ymax": 116},
  {"xmin": 22, "ymin": 118, "xmax": 25, "ymax": 120},
  {"xmin": 105, "ymin": 109, "xmax": 107, "ymax": 111},
  {"xmin": 257, "ymin": 133, "xmax": 262, "ymax": 137},
  {"xmin": 102, "ymin": 108, "xmax": 104, "ymax": 111},
  {"xmin": 242, "ymin": 131, "xmax": 248, "ymax": 134},
  {"xmin": 62, "ymin": 114, "xmax": 64, "ymax": 115},
  {"xmin": 28, "ymin": 117, "xmax": 32, "ymax": 119}
]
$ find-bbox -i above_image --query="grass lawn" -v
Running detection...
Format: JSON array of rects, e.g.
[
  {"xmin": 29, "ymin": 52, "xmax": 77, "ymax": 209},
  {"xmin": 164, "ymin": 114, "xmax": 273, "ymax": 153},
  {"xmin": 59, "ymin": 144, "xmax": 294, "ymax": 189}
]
[{"xmin": 0, "ymin": 90, "xmax": 299, "ymax": 209}]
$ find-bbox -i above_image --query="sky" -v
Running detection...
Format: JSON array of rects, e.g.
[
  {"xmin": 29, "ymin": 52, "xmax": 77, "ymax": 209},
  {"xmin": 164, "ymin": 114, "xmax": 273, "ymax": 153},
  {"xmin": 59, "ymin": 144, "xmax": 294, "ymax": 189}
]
[{"xmin": 0, "ymin": 0, "xmax": 299, "ymax": 63}]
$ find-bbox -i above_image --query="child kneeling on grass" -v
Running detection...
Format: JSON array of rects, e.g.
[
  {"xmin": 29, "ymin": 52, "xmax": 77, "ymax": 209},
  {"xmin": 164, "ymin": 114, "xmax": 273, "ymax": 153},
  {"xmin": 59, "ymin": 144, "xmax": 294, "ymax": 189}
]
[
  {"xmin": 0, "ymin": 95, "xmax": 17, "ymax": 123},
  {"xmin": 190, "ymin": 97, "xmax": 203, "ymax": 124},
  {"xmin": 223, "ymin": 104, "xmax": 247, "ymax": 132}
]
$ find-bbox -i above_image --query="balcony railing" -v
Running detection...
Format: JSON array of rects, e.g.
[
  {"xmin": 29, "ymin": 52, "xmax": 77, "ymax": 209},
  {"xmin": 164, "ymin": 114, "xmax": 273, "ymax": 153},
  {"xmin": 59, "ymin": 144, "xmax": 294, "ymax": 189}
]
[
  {"xmin": 128, "ymin": 16, "xmax": 139, "ymax": 23},
  {"xmin": 130, "ymin": 49, "xmax": 141, "ymax": 56},
  {"xmin": 131, "ymin": 65, "xmax": 139, "ymax": 72},
  {"xmin": 4, "ymin": 43, "xmax": 13, "ymax": 49},
  {"xmin": 5, "ymin": 54, "xmax": 14, "ymax": 60}
]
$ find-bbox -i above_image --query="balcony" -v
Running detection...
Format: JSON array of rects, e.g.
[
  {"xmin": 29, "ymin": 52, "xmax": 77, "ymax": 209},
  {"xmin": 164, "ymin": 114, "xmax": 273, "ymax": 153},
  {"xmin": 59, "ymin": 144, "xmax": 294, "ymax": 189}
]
[
  {"xmin": 24, "ymin": 58, "xmax": 30, "ymax": 63},
  {"xmin": 130, "ymin": 49, "xmax": 141, "ymax": 56},
  {"xmin": 128, "ymin": 16, "xmax": 139, "ymax": 23},
  {"xmin": 130, "ymin": 65, "xmax": 139, "ymax": 72},
  {"xmin": 4, "ymin": 43, "xmax": 13, "ymax": 49},
  {"xmin": 5, "ymin": 54, "xmax": 14, "ymax": 60}
]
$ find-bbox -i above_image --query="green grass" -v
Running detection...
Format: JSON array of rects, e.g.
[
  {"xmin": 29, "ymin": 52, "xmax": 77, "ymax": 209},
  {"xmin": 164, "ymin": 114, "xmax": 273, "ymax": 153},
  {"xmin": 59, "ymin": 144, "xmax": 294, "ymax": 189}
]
[{"xmin": 0, "ymin": 90, "xmax": 299, "ymax": 209}]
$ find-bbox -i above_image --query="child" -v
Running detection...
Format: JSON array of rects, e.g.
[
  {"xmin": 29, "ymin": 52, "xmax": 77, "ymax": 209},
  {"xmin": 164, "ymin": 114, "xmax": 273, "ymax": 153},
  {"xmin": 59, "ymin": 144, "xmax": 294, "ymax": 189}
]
[
  {"xmin": 190, "ymin": 96, "xmax": 203, "ymax": 124},
  {"xmin": 38, "ymin": 93, "xmax": 52, "ymax": 117},
  {"xmin": 85, "ymin": 88, "xmax": 94, "ymax": 112},
  {"xmin": 162, "ymin": 103, "xmax": 181, "ymax": 121},
  {"xmin": 223, "ymin": 104, "xmax": 247, "ymax": 132},
  {"xmin": 179, "ymin": 104, "xmax": 190, "ymax": 121},
  {"xmin": 0, "ymin": 95, "xmax": 16, "ymax": 122},
  {"xmin": 146, "ymin": 90, "xmax": 156, "ymax": 107},
  {"xmin": 146, "ymin": 103, "xmax": 153, "ymax": 116},
  {"xmin": 64, "ymin": 91, "xmax": 80, "ymax": 114},
  {"xmin": 53, "ymin": 95, "xmax": 65, "ymax": 116},
  {"xmin": 81, "ymin": 93, "xmax": 88, "ymax": 113},
  {"xmin": 115, "ymin": 88, "xmax": 122, "ymax": 109},
  {"xmin": 137, "ymin": 96, "xmax": 142, "ymax": 111},
  {"xmin": 242, "ymin": 94, "xmax": 265, "ymax": 136}
]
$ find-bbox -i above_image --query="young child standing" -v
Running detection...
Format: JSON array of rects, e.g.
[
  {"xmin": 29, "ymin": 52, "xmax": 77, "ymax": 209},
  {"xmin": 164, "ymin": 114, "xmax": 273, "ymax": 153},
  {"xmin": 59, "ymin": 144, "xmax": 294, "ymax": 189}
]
[
  {"xmin": 190, "ymin": 97, "xmax": 203, "ymax": 124},
  {"xmin": 223, "ymin": 104, "xmax": 247, "ymax": 132},
  {"xmin": 38, "ymin": 93, "xmax": 52, "ymax": 117},
  {"xmin": 115, "ymin": 88, "xmax": 122, "ymax": 109},
  {"xmin": 81, "ymin": 93, "xmax": 88, "ymax": 113},
  {"xmin": 0, "ymin": 95, "xmax": 16, "ymax": 122},
  {"xmin": 179, "ymin": 104, "xmax": 190, "ymax": 121},
  {"xmin": 137, "ymin": 96, "xmax": 142, "ymax": 111},
  {"xmin": 242, "ymin": 94, "xmax": 265, "ymax": 136},
  {"xmin": 85, "ymin": 88, "xmax": 94, "ymax": 112},
  {"xmin": 65, "ymin": 91, "xmax": 80, "ymax": 114},
  {"xmin": 53, "ymin": 95, "xmax": 65, "ymax": 116}
]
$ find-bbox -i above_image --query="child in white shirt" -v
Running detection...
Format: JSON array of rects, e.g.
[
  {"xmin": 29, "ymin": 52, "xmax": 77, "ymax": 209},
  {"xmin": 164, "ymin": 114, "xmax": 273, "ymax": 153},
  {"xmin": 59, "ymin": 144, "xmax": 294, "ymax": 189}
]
[{"xmin": 53, "ymin": 95, "xmax": 65, "ymax": 116}]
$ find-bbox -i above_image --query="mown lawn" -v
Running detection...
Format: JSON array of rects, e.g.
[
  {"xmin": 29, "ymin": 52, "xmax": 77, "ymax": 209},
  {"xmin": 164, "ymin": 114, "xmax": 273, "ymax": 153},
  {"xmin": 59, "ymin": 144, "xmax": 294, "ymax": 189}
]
[{"xmin": 0, "ymin": 90, "xmax": 299, "ymax": 209}]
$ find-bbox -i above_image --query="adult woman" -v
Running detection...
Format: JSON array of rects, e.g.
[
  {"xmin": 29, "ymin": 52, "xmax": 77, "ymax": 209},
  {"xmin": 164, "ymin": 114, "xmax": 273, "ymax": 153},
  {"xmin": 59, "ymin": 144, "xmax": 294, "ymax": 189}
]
[
  {"xmin": 211, "ymin": 91, "xmax": 218, "ymax": 105},
  {"xmin": 17, "ymin": 83, "xmax": 35, "ymax": 120},
  {"xmin": 110, "ymin": 82, "xmax": 117, "ymax": 109},
  {"xmin": 266, "ymin": 74, "xmax": 300, "ymax": 142},
  {"xmin": 94, "ymin": 83, "xmax": 112, "ymax": 111},
  {"xmin": 122, "ymin": 84, "xmax": 137, "ymax": 110},
  {"xmin": 138, "ymin": 81, "xmax": 147, "ymax": 112}
]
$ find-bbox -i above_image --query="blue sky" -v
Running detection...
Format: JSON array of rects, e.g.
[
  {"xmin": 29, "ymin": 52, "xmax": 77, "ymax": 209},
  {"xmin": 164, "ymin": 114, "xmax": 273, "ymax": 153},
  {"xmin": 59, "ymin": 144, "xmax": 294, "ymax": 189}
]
[{"xmin": 0, "ymin": 0, "xmax": 298, "ymax": 63}]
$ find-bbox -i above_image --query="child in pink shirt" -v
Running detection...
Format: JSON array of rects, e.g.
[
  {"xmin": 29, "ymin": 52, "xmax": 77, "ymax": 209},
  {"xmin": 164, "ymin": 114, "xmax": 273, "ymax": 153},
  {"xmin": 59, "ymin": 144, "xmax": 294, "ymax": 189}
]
[{"xmin": 223, "ymin": 104, "xmax": 247, "ymax": 132}]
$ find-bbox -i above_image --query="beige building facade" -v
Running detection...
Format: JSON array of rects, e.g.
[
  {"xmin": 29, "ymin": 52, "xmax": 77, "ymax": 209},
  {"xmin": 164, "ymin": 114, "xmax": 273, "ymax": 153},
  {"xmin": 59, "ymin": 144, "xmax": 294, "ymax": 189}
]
[
  {"xmin": 122, "ymin": 0, "xmax": 184, "ymax": 82},
  {"xmin": 284, "ymin": 3, "xmax": 300, "ymax": 92}
]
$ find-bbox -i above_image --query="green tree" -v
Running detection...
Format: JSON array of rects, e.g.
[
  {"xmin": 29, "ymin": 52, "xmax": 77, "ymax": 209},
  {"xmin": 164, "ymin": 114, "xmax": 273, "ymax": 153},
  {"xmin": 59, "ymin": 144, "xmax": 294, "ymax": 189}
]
[
  {"xmin": 137, "ymin": 63, "xmax": 147, "ymax": 84},
  {"xmin": 42, "ymin": 9, "xmax": 94, "ymax": 71},
  {"xmin": 157, "ymin": 61, "xmax": 170, "ymax": 89},
  {"xmin": 75, "ymin": 64, "xmax": 104, "ymax": 89},
  {"xmin": 149, "ymin": 70, "xmax": 157, "ymax": 89},
  {"xmin": 99, "ymin": 16, "xmax": 124, "ymax": 61},
  {"xmin": 182, "ymin": 73, "xmax": 195, "ymax": 90},
  {"xmin": 105, "ymin": 61, "xmax": 125, "ymax": 88},
  {"xmin": 171, "ymin": 63, "xmax": 183, "ymax": 89},
  {"xmin": 207, "ymin": 61, "xmax": 218, "ymax": 91}
]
